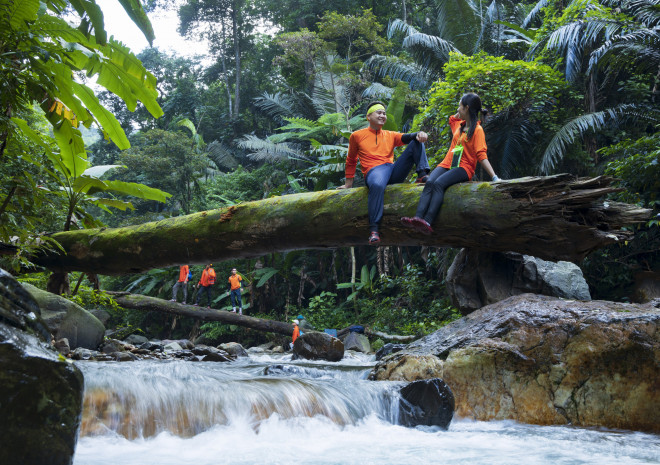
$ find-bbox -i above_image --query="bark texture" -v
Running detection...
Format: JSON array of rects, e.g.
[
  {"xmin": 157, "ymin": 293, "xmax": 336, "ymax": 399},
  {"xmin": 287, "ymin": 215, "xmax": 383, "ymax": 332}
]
[
  {"xmin": 31, "ymin": 175, "xmax": 650, "ymax": 275},
  {"xmin": 109, "ymin": 292, "xmax": 293, "ymax": 336}
]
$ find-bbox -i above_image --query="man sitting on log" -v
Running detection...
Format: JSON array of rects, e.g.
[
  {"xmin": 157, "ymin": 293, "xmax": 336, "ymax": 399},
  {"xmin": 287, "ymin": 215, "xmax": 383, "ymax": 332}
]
[{"xmin": 338, "ymin": 100, "xmax": 430, "ymax": 245}]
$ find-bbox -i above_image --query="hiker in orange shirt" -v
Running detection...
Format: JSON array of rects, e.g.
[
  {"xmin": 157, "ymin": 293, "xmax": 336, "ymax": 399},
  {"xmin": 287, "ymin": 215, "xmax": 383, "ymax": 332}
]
[
  {"xmin": 337, "ymin": 100, "xmax": 430, "ymax": 245},
  {"xmin": 228, "ymin": 268, "xmax": 243, "ymax": 315},
  {"xmin": 402, "ymin": 93, "xmax": 500, "ymax": 235},
  {"xmin": 194, "ymin": 264, "xmax": 216, "ymax": 308},
  {"xmin": 290, "ymin": 319, "xmax": 301, "ymax": 350},
  {"xmin": 170, "ymin": 265, "xmax": 190, "ymax": 303}
]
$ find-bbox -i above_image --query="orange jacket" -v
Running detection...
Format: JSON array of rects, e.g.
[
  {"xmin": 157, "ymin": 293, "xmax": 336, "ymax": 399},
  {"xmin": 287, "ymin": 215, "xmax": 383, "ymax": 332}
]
[
  {"xmin": 228, "ymin": 274, "xmax": 242, "ymax": 290},
  {"xmin": 292, "ymin": 325, "xmax": 300, "ymax": 343},
  {"xmin": 438, "ymin": 115, "xmax": 488, "ymax": 180},
  {"xmin": 199, "ymin": 268, "xmax": 216, "ymax": 287},
  {"xmin": 178, "ymin": 265, "xmax": 189, "ymax": 283},
  {"xmin": 345, "ymin": 127, "xmax": 405, "ymax": 178}
]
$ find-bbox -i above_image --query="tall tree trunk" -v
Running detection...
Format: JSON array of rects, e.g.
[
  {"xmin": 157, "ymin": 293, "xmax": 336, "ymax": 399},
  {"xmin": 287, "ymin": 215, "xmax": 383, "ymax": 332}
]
[
  {"xmin": 402, "ymin": 0, "xmax": 407, "ymax": 23},
  {"xmin": 231, "ymin": 2, "xmax": 241, "ymax": 118},
  {"xmin": 29, "ymin": 176, "xmax": 650, "ymax": 275},
  {"xmin": 220, "ymin": 20, "xmax": 233, "ymax": 118}
]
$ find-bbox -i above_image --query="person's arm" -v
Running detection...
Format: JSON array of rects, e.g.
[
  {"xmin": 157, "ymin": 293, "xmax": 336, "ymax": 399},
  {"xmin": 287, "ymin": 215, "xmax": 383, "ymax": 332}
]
[
  {"xmin": 338, "ymin": 133, "xmax": 358, "ymax": 189},
  {"xmin": 479, "ymin": 159, "xmax": 499, "ymax": 181},
  {"xmin": 401, "ymin": 131, "xmax": 428, "ymax": 144}
]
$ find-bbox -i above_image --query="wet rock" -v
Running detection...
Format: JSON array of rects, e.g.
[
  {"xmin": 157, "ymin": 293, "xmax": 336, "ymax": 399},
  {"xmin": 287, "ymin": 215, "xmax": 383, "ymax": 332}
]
[
  {"xmin": 0, "ymin": 268, "xmax": 83, "ymax": 465},
  {"xmin": 375, "ymin": 343, "xmax": 407, "ymax": 361},
  {"xmin": 343, "ymin": 332, "xmax": 371, "ymax": 353},
  {"xmin": 447, "ymin": 250, "xmax": 591, "ymax": 315},
  {"xmin": 124, "ymin": 334, "xmax": 148, "ymax": 346},
  {"xmin": 370, "ymin": 354, "xmax": 443, "ymax": 381},
  {"xmin": 100, "ymin": 339, "xmax": 127, "ymax": 354},
  {"xmin": 140, "ymin": 341, "xmax": 164, "ymax": 352},
  {"xmin": 292, "ymin": 331, "xmax": 344, "ymax": 362},
  {"xmin": 0, "ymin": 270, "xmax": 51, "ymax": 341},
  {"xmin": 71, "ymin": 347, "xmax": 94, "ymax": 360},
  {"xmin": 372, "ymin": 294, "xmax": 660, "ymax": 433},
  {"xmin": 399, "ymin": 378, "xmax": 454, "ymax": 429},
  {"xmin": 201, "ymin": 351, "xmax": 233, "ymax": 362},
  {"xmin": 0, "ymin": 322, "xmax": 84, "ymax": 465},
  {"xmin": 22, "ymin": 282, "xmax": 105, "ymax": 349},
  {"xmin": 272, "ymin": 345, "xmax": 285, "ymax": 353},
  {"xmin": 88, "ymin": 308, "xmax": 111, "ymax": 326},
  {"xmin": 54, "ymin": 338, "xmax": 70, "ymax": 355},
  {"xmin": 218, "ymin": 342, "xmax": 248, "ymax": 357},
  {"xmin": 114, "ymin": 352, "xmax": 138, "ymax": 362},
  {"xmin": 163, "ymin": 341, "xmax": 184, "ymax": 352}
]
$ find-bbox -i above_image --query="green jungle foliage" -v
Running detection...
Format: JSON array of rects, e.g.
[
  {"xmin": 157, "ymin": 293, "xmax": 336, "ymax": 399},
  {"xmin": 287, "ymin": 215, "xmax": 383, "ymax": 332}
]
[{"xmin": 3, "ymin": 0, "xmax": 659, "ymax": 344}]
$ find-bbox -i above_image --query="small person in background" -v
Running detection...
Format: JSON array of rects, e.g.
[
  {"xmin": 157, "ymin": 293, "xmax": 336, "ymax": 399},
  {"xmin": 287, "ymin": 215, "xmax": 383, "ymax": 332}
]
[
  {"xmin": 228, "ymin": 268, "xmax": 243, "ymax": 315},
  {"xmin": 290, "ymin": 319, "xmax": 302, "ymax": 350},
  {"xmin": 194, "ymin": 264, "xmax": 216, "ymax": 308},
  {"xmin": 170, "ymin": 265, "xmax": 189, "ymax": 304},
  {"xmin": 297, "ymin": 314, "xmax": 314, "ymax": 331}
]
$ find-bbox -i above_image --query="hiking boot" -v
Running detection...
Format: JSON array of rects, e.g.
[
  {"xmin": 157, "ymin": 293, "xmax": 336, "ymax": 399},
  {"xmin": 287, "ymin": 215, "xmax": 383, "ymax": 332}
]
[
  {"xmin": 193, "ymin": 303, "xmax": 199, "ymax": 306},
  {"xmin": 239, "ymin": 310, "xmax": 243, "ymax": 316},
  {"xmin": 401, "ymin": 216, "xmax": 416, "ymax": 228},
  {"xmin": 415, "ymin": 175, "xmax": 428, "ymax": 184},
  {"xmin": 368, "ymin": 231, "xmax": 380, "ymax": 245},
  {"xmin": 169, "ymin": 299, "xmax": 176, "ymax": 302}
]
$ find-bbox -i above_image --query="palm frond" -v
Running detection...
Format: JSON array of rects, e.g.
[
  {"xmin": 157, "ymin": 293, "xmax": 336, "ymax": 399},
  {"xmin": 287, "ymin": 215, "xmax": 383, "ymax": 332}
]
[
  {"xmin": 544, "ymin": 18, "xmax": 624, "ymax": 81},
  {"xmin": 522, "ymin": 0, "xmax": 551, "ymax": 29},
  {"xmin": 435, "ymin": 0, "xmax": 481, "ymax": 53},
  {"xmin": 402, "ymin": 32, "xmax": 460, "ymax": 71},
  {"xmin": 485, "ymin": 110, "xmax": 540, "ymax": 178},
  {"xmin": 253, "ymin": 92, "xmax": 295, "ymax": 122},
  {"xmin": 207, "ymin": 140, "xmax": 239, "ymax": 171},
  {"xmin": 363, "ymin": 55, "xmax": 432, "ymax": 91},
  {"xmin": 362, "ymin": 82, "xmax": 394, "ymax": 100},
  {"xmin": 540, "ymin": 104, "xmax": 660, "ymax": 174},
  {"xmin": 237, "ymin": 135, "xmax": 303, "ymax": 162},
  {"xmin": 387, "ymin": 18, "xmax": 420, "ymax": 40},
  {"xmin": 601, "ymin": 0, "xmax": 660, "ymax": 27},
  {"xmin": 588, "ymin": 27, "xmax": 660, "ymax": 75}
]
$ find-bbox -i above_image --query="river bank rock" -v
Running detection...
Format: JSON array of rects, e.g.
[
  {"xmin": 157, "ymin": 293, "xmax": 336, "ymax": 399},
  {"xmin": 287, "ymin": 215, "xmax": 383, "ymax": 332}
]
[
  {"xmin": 371, "ymin": 294, "xmax": 660, "ymax": 433},
  {"xmin": 343, "ymin": 332, "xmax": 371, "ymax": 353},
  {"xmin": 398, "ymin": 378, "xmax": 454, "ymax": 429},
  {"xmin": 0, "ymin": 269, "xmax": 83, "ymax": 465},
  {"xmin": 292, "ymin": 331, "xmax": 344, "ymax": 362},
  {"xmin": 447, "ymin": 250, "xmax": 591, "ymax": 315},
  {"xmin": 219, "ymin": 342, "xmax": 248, "ymax": 357},
  {"xmin": 22, "ymin": 282, "xmax": 105, "ymax": 349}
]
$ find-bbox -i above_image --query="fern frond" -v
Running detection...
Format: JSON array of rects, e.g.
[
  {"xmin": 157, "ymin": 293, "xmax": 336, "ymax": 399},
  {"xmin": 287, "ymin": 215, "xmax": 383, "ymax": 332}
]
[{"xmin": 540, "ymin": 104, "xmax": 660, "ymax": 173}]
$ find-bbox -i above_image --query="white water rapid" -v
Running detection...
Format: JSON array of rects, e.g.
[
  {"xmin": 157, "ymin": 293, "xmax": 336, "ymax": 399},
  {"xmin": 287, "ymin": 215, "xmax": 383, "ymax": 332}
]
[{"xmin": 73, "ymin": 353, "xmax": 660, "ymax": 465}]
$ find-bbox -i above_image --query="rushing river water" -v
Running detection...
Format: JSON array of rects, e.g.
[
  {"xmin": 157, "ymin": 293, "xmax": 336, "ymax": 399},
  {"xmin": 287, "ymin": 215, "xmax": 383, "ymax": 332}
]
[{"xmin": 73, "ymin": 353, "xmax": 660, "ymax": 465}]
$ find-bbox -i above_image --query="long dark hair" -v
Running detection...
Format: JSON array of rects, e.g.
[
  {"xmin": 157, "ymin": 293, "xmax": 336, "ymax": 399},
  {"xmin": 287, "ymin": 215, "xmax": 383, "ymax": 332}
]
[{"xmin": 461, "ymin": 93, "xmax": 488, "ymax": 140}]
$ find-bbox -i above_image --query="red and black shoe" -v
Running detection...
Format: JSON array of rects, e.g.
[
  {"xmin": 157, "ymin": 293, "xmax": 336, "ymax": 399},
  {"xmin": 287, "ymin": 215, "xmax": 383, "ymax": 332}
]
[
  {"xmin": 411, "ymin": 217, "xmax": 433, "ymax": 235},
  {"xmin": 415, "ymin": 175, "xmax": 429, "ymax": 184},
  {"xmin": 401, "ymin": 216, "xmax": 416, "ymax": 228},
  {"xmin": 368, "ymin": 231, "xmax": 381, "ymax": 245}
]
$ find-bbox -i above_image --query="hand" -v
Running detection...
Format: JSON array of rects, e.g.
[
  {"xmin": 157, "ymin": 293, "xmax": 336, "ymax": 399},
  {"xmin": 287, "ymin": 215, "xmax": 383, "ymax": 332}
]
[
  {"xmin": 416, "ymin": 131, "xmax": 428, "ymax": 143},
  {"xmin": 337, "ymin": 179, "xmax": 353, "ymax": 190},
  {"xmin": 492, "ymin": 175, "xmax": 500, "ymax": 182}
]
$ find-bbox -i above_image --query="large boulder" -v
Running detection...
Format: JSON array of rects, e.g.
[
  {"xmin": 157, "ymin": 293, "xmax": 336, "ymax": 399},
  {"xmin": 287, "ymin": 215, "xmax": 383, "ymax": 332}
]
[
  {"xmin": 22, "ymin": 283, "xmax": 105, "ymax": 349},
  {"xmin": 371, "ymin": 294, "xmax": 660, "ymax": 433},
  {"xmin": 446, "ymin": 249, "xmax": 591, "ymax": 315},
  {"xmin": 218, "ymin": 342, "xmax": 248, "ymax": 357},
  {"xmin": 343, "ymin": 332, "xmax": 371, "ymax": 353},
  {"xmin": 292, "ymin": 331, "xmax": 344, "ymax": 362},
  {"xmin": 398, "ymin": 378, "xmax": 454, "ymax": 429},
  {"xmin": 0, "ymin": 269, "xmax": 84, "ymax": 465}
]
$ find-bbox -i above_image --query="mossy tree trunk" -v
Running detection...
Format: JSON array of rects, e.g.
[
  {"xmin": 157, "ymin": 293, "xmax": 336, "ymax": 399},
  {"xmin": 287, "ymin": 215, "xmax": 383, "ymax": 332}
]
[
  {"xmin": 109, "ymin": 292, "xmax": 294, "ymax": 336},
  {"xmin": 31, "ymin": 175, "xmax": 650, "ymax": 275}
]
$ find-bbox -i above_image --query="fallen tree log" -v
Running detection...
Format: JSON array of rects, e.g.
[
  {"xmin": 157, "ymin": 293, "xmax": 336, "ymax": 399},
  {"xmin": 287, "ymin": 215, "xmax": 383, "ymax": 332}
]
[
  {"xmin": 108, "ymin": 292, "xmax": 294, "ymax": 337},
  {"xmin": 31, "ymin": 175, "xmax": 650, "ymax": 274}
]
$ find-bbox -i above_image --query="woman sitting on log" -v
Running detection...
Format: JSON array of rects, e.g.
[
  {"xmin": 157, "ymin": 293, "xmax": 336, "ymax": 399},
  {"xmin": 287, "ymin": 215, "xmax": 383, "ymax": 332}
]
[{"xmin": 401, "ymin": 92, "xmax": 500, "ymax": 235}]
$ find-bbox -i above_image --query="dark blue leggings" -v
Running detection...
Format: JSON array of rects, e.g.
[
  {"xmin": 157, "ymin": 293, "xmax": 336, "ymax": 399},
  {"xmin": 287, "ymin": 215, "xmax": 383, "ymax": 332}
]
[
  {"xmin": 365, "ymin": 139, "xmax": 430, "ymax": 232},
  {"xmin": 415, "ymin": 166, "xmax": 469, "ymax": 224}
]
